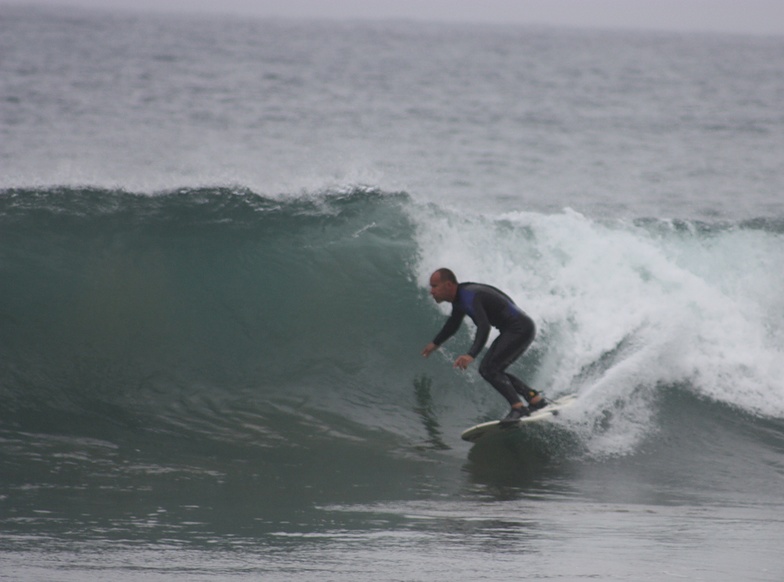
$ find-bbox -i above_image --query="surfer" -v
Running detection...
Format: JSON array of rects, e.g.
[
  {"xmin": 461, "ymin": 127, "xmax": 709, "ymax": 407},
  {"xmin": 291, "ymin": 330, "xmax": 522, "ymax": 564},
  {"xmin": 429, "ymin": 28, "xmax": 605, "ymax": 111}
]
[{"xmin": 422, "ymin": 268, "xmax": 547, "ymax": 423}]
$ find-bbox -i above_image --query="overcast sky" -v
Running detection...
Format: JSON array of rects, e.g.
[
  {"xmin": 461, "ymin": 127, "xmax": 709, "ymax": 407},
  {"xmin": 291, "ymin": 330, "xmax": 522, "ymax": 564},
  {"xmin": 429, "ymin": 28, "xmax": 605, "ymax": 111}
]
[{"xmin": 4, "ymin": 0, "xmax": 784, "ymax": 35}]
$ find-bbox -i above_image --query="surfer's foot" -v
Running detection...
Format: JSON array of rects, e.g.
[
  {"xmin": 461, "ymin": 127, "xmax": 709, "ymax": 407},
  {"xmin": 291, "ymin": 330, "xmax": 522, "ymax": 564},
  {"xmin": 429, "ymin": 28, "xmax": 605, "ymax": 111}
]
[
  {"xmin": 500, "ymin": 406, "xmax": 530, "ymax": 424},
  {"xmin": 528, "ymin": 396, "xmax": 548, "ymax": 412}
]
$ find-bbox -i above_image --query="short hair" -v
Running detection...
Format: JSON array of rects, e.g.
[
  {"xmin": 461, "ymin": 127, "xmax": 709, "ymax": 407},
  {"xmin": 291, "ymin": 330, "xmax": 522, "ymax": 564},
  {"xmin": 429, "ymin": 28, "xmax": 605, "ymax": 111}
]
[{"xmin": 434, "ymin": 268, "xmax": 457, "ymax": 284}]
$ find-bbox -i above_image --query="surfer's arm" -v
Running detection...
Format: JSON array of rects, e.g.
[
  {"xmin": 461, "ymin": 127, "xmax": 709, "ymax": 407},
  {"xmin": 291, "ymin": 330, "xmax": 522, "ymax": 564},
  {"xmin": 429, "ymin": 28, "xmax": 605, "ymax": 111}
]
[
  {"xmin": 429, "ymin": 311, "xmax": 464, "ymax": 349},
  {"xmin": 421, "ymin": 342, "xmax": 439, "ymax": 358},
  {"xmin": 453, "ymin": 354, "xmax": 474, "ymax": 369},
  {"xmin": 466, "ymin": 298, "xmax": 491, "ymax": 358}
]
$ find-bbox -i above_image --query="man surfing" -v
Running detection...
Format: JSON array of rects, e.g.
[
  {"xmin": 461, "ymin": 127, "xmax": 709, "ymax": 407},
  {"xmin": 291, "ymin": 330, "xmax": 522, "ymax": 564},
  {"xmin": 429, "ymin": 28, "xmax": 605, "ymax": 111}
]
[{"xmin": 422, "ymin": 268, "xmax": 547, "ymax": 423}]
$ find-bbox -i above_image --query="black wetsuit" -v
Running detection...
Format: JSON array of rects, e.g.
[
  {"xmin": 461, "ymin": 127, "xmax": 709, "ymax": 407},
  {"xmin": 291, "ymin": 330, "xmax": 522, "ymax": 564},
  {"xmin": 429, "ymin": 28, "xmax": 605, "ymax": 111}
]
[{"xmin": 432, "ymin": 282, "xmax": 538, "ymax": 406}]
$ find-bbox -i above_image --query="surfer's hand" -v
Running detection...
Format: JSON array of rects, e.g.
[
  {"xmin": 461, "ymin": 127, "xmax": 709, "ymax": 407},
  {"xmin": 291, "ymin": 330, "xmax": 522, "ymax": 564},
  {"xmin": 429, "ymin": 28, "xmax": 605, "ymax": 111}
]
[
  {"xmin": 422, "ymin": 343, "xmax": 438, "ymax": 358},
  {"xmin": 453, "ymin": 355, "xmax": 474, "ymax": 370}
]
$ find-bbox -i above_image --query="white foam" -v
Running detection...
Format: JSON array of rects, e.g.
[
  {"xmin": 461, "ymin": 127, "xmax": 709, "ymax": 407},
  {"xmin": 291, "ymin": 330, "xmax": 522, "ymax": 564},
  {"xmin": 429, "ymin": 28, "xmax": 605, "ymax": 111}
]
[{"xmin": 412, "ymin": 204, "xmax": 784, "ymax": 455}]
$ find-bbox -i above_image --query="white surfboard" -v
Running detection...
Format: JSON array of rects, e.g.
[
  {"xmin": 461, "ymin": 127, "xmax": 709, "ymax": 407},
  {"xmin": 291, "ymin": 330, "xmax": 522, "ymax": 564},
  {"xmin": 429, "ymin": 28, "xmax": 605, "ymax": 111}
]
[{"xmin": 461, "ymin": 395, "xmax": 577, "ymax": 443}]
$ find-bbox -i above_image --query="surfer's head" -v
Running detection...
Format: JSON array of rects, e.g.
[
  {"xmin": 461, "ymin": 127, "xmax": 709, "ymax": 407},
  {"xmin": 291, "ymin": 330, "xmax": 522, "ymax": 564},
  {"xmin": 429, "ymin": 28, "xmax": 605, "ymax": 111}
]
[{"xmin": 429, "ymin": 268, "xmax": 458, "ymax": 303}]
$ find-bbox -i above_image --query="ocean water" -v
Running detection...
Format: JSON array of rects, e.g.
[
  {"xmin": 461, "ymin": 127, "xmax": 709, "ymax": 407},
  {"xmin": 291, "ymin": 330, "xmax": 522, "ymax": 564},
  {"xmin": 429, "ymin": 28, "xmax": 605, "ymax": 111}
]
[{"xmin": 2, "ymin": 6, "xmax": 784, "ymax": 581}]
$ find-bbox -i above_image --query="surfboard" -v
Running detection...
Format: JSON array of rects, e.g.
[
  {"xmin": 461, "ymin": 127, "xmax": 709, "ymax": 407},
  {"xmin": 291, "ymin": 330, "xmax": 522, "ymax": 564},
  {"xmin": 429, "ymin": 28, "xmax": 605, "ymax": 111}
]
[{"xmin": 461, "ymin": 394, "xmax": 577, "ymax": 443}]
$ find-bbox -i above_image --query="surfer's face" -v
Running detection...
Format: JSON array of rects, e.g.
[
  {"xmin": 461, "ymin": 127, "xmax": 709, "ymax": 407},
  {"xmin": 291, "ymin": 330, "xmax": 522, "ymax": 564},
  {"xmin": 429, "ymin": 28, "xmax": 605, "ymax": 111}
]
[{"xmin": 429, "ymin": 273, "xmax": 456, "ymax": 303}]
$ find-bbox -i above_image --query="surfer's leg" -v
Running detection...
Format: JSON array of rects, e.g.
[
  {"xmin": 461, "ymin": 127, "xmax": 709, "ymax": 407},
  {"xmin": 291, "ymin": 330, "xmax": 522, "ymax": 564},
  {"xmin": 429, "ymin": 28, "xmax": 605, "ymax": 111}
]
[
  {"xmin": 508, "ymin": 374, "xmax": 539, "ymax": 403},
  {"xmin": 479, "ymin": 321, "xmax": 547, "ymax": 414},
  {"xmin": 507, "ymin": 373, "xmax": 547, "ymax": 410},
  {"xmin": 478, "ymin": 331, "xmax": 532, "ymax": 406}
]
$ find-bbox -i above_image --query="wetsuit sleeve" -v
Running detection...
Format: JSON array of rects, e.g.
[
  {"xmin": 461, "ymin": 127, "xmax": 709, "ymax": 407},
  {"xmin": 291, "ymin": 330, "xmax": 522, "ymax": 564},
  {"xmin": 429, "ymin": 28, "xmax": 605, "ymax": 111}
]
[
  {"xmin": 432, "ymin": 311, "xmax": 464, "ymax": 347},
  {"xmin": 466, "ymin": 296, "xmax": 491, "ymax": 358}
]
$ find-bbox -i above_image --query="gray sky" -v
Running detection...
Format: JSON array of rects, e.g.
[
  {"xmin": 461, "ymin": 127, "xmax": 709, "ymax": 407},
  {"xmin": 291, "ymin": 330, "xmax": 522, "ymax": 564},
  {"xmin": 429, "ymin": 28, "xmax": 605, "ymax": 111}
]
[{"xmin": 4, "ymin": 0, "xmax": 784, "ymax": 35}]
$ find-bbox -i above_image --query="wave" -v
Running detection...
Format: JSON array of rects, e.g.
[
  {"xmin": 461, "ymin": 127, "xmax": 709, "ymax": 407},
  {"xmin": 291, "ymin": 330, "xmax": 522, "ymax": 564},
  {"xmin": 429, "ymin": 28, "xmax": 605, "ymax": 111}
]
[{"xmin": 1, "ymin": 186, "xmax": 783, "ymax": 467}]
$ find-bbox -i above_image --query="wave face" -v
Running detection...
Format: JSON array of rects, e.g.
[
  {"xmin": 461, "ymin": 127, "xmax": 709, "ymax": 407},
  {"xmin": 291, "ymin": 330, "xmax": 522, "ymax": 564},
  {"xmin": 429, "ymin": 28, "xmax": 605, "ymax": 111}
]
[
  {"xmin": 0, "ymin": 187, "xmax": 429, "ymax": 436},
  {"xmin": 2, "ymin": 186, "xmax": 784, "ymax": 539}
]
